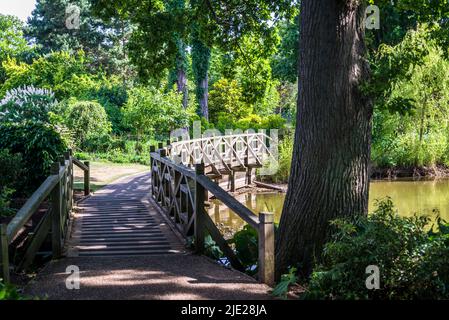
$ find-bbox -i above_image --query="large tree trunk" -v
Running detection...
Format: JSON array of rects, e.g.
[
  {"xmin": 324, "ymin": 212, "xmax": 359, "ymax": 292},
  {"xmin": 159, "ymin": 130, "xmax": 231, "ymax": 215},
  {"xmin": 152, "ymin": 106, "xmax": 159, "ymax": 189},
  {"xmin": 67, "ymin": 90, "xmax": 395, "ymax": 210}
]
[
  {"xmin": 275, "ymin": 0, "xmax": 372, "ymax": 278},
  {"xmin": 198, "ymin": 74, "xmax": 209, "ymax": 120},
  {"xmin": 191, "ymin": 29, "xmax": 211, "ymax": 121},
  {"xmin": 177, "ymin": 66, "xmax": 188, "ymax": 108}
]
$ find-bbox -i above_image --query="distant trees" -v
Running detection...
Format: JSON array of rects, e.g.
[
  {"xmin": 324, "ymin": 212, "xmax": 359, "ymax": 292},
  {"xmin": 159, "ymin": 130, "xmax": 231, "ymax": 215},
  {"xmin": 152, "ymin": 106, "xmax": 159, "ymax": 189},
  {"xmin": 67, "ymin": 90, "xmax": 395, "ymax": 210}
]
[
  {"xmin": 90, "ymin": 0, "xmax": 295, "ymax": 121},
  {"xmin": 26, "ymin": 0, "xmax": 134, "ymax": 78},
  {"xmin": 0, "ymin": 14, "xmax": 35, "ymax": 84}
]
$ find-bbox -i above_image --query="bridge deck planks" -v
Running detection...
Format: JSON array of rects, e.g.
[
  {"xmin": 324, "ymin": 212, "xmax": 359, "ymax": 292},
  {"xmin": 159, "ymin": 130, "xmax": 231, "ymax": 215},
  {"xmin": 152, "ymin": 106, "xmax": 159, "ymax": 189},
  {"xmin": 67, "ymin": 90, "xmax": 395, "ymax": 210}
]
[{"xmin": 67, "ymin": 173, "xmax": 184, "ymax": 257}]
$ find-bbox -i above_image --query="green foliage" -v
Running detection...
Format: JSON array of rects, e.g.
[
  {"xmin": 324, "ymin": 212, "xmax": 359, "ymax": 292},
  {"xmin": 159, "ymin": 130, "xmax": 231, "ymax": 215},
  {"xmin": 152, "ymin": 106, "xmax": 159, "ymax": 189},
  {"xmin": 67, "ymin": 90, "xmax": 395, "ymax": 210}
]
[
  {"xmin": 267, "ymin": 135, "xmax": 293, "ymax": 183},
  {"xmin": 0, "ymin": 148, "xmax": 23, "ymax": 189},
  {"xmin": 0, "ymin": 123, "xmax": 67, "ymax": 192},
  {"xmin": 0, "ymin": 281, "xmax": 23, "ymax": 300},
  {"xmin": 204, "ymin": 235, "xmax": 223, "ymax": 260},
  {"xmin": 62, "ymin": 99, "xmax": 112, "ymax": 149},
  {"xmin": 1, "ymin": 51, "xmax": 87, "ymax": 99},
  {"xmin": 0, "ymin": 187, "xmax": 16, "ymax": 217},
  {"xmin": 0, "ymin": 86, "xmax": 57, "ymax": 124},
  {"xmin": 271, "ymin": 16, "xmax": 299, "ymax": 83},
  {"xmin": 304, "ymin": 198, "xmax": 449, "ymax": 300},
  {"xmin": 208, "ymin": 78, "xmax": 249, "ymax": 123},
  {"xmin": 0, "ymin": 14, "xmax": 35, "ymax": 84},
  {"xmin": 371, "ymin": 27, "xmax": 449, "ymax": 167},
  {"xmin": 26, "ymin": 0, "xmax": 132, "ymax": 75},
  {"xmin": 272, "ymin": 267, "xmax": 298, "ymax": 299},
  {"xmin": 82, "ymin": 134, "xmax": 125, "ymax": 154},
  {"xmin": 230, "ymin": 225, "xmax": 258, "ymax": 270},
  {"xmin": 123, "ymin": 87, "xmax": 189, "ymax": 139},
  {"xmin": 216, "ymin": 113, "xmax": 286, "ymax": 133},
  {"xmin": 0, "ymin": 149, "xmax": 22, "ymax": 216}
]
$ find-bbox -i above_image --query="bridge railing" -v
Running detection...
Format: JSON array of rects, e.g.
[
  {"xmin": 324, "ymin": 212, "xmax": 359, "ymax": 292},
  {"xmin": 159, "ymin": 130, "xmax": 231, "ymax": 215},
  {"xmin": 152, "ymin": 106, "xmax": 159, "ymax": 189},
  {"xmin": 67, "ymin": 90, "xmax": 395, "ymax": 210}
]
[
  {"xmin": 150, "ymin": 147, "xmax": 275, "ymax": 286},
  {"xmin": 171, "ymin": 132, "xmax": 276, "ymax": 168},
  {"xmin": 0, "ymin": 150, "xmax": 90, "ymax": 283}
]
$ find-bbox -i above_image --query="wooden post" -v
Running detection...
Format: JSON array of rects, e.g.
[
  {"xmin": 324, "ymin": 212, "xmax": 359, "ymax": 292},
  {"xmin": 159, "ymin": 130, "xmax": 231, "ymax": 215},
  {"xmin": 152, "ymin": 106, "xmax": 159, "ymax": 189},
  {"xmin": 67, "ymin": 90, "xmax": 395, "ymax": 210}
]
[
  {"xmin": 158, "ymin": 142, "xmax": 163, "ymax": 150},
  {"xmin": 159, "ymin": 149, "xmax": 168, "ymax": 206},
  {"xmin": 0, "ymin": 224, "xmax": 10, "ymax": 283},
  {"xmin": 59, "ymin": 156, "xmax": 67, "ymax": 221},
  {"xmin": 150, "ymin": 146, "xmax": 156, "ymax": 197},
  {"xmin": 258, "ymin": 212, "xmax": 275, "ymax": 286},
  {"xmin": 166, "ymin": 139, "xmax": 171, "ymax": 156},
  {"xmin": 244, "ymin": 134, "xmax": 252, "ymax": 185},
  {"xmin": 194, "ymin": 163, "xmax": 206, "ymax": 254},
  {"xmin": 230, "ymin": 170, "xmax": 235, "ymax": 192},
  {"xmin": 84, "ymin": 161, "xmax": 90, "ymax": 196},
  {"xmin": 66, "ymin": 150, "xmax": 73, "ymax": 211},
  {"xmin": 51, "ymin": 162, "xmax": 62, "ymax": 259}
]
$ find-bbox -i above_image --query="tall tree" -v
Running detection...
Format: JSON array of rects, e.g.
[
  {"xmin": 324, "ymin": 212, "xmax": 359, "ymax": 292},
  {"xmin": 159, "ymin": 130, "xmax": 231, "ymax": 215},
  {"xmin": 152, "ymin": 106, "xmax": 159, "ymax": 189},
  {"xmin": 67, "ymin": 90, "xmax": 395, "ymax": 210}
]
[
  {"xmin": 275, "ymin": 0, "xmax": 372, "ymax": 276},
  {"xmin": 167, "ymin": 0, "xmax": 189, "ymax": 108},
  {"xmin": 26, "ymin": 0, "xmax": 132, "ymax": 75},
  {"xmin": 0, "ymin": 14, "xmax": 35, "ymax": 84},
  {"xmin": 191, "ymin": 26, "xmax": 211, "ymax": 119}
]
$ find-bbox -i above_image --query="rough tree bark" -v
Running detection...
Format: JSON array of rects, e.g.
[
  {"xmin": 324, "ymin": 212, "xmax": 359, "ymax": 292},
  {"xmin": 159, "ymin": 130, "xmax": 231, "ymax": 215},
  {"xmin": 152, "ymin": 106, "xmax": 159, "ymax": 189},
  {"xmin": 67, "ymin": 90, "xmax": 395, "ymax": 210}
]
[
  {"xmin": 191, "ymin": 27, "xmax": 211, "ymax": 121},
  {"xmin": 198, "ymin": 75, "xmax": 209, "ymax": 120},
  {"xmin": 275, "ymin": 0, "xmax": 372, "ymax": 277},
  {"xmin": 177, "ymin": 67, "xmax": 188, "ymax": 109}
]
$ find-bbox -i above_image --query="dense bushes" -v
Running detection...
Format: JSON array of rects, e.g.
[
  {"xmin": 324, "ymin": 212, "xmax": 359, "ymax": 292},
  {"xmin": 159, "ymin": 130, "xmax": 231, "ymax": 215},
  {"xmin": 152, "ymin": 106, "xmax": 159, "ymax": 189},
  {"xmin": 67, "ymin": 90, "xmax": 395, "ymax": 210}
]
[
  {"xmin": 0, "ymin": 123, "xmax": 67, "ymax": 192},
  {"xmin": 0, "ymin": 86, "xmax": 56, "ymax": 124},
  {"xmin": 0, "ymin": 149, "xmax": 23, "ymax": 216},
  {"xmin": 371, "ymin": 25, "xmax": 449, "ymax": 168},
  {"xmin": 0, "ymin": 281, "xmax": 23, "ymax": 300},
  {"xmin": 62, "ymin": 99, "xmax": 112, "ymax": 149},
  {"xmin": 304, "ymin": 199, "xmax": 449, "ymax": 300},
  {"xmin": 123, "ymin": 87, "xmax": 189, "ymax": 142}
]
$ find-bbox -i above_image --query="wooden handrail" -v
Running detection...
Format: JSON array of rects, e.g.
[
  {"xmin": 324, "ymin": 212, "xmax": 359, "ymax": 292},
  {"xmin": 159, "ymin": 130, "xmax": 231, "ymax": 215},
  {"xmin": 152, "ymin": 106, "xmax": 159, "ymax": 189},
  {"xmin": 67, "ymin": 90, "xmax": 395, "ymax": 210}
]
[
  {"xmin": 0, "ymin": 150, "xmax": 89, "ymax": 284},
  {"xmin": 150, "ymin": 145, "xmax": 275, "ymax": 286},
  {"xmin": 6, "ymin": 174, "xmax": 59, "ymax": 242},
  {"xmin": 196, "ymin": 175, "xmax": 259, "ymax": 229},
  {"xmin": 72, "ymin": 158, "xmax": 90, "ymax": 196},
  {"xmin": 72, "ymin": 158, "xmax": 88, "ymax": 171}
]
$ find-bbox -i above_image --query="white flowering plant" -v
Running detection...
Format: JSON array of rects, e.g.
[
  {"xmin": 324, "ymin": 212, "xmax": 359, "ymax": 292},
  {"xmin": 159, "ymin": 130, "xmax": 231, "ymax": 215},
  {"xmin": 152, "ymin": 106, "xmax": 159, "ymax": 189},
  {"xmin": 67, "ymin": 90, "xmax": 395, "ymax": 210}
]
[{"xmin": 0, "ymin": 86, "xmax": 57, "ymax": 124}]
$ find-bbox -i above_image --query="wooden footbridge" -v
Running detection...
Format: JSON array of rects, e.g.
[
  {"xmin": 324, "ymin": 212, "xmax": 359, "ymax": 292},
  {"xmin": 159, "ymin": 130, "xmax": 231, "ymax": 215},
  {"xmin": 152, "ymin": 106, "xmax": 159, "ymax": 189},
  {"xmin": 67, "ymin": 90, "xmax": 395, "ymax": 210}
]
[{"xmin": 0, "ymin": 133, "xmax": 277, "ymax": 299}]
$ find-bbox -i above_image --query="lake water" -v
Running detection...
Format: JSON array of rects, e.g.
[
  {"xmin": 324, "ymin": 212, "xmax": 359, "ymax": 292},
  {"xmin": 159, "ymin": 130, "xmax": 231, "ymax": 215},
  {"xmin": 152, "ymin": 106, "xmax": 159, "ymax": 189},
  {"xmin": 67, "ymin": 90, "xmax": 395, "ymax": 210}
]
[{"xmin": 208, "ymin": 179, "xmax": 449, "ymax": 232}]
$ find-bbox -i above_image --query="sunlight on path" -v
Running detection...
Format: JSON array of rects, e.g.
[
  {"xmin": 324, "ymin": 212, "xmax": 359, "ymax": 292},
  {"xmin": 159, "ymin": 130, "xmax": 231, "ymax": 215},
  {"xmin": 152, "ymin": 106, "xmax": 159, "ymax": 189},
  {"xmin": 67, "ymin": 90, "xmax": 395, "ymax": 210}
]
[{"xmin": 73, "ymin": 162, "xmax": 149, "ymax": 192}]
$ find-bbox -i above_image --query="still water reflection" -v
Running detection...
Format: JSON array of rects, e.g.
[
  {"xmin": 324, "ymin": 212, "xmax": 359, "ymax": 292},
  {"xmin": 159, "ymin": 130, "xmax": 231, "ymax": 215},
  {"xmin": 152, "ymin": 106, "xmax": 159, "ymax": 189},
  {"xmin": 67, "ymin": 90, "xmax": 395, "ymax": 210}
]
[{"xmin": 208, "ymin": 179, "xmax": 449, "ymax": 232}]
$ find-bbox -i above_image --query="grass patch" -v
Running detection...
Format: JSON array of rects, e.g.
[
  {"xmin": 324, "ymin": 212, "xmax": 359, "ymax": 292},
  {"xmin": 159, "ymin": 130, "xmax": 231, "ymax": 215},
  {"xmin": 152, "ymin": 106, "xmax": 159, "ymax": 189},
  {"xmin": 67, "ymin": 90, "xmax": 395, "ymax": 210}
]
[{"xmin": 73, "ymin": 161, "xmax": 149, "ymax": 192}]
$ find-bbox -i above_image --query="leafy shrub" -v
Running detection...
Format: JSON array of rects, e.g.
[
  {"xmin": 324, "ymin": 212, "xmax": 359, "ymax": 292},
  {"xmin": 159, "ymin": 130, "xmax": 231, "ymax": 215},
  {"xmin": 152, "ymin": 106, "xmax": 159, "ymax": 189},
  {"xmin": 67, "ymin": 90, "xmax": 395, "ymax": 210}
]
[
  {"xmin": 371, "ymin": 26, "xmax": 449, "ymax": 167},
  {"xmin": 76, "ymin": 75, "xmax": 129, "ymax": 133},
  {"xmin": 209, "ymin": 78, "xmax": 250, "ymax": 123},
  {"xmin": 0, "ymin": 123, "xmax": 67, "ymax": 192},
  {"xmin": 204, "ymin": 235, "xmax": 223, "ymax": 260},
  {"xmin": 230, "ymin": 225, "xmax": 258, "ymax": 271},
  {"xmin": 83, "ymin": 134, "xmax": 126, "ymax": 153},
  {"xmin": 272, "ymin": 267, "xmax": 298, "ymax": 299},
  {"xmin": 1, "ymin": 51, "xmax": 87, "ymax": 99},
  {"xmin": 0, "ymin": 187, "xmax": 15, "ymax": 217},
  {"xmin": 0, "ymin": 149, "xmax": 22, "ymax": 216},
  {"xmin": 264, "ymin": 135, "xmax": 293, "ymax": 183},
  {"xmin": 0, "ymin": 86, "xmax": 57, "ymax": 124},
  {"xmin": 123, "ymin": 87, "xmax": 189, "ymax": 141},
  {"xmin": 0, "ymin": 281, "xmax": 23, "ymax": 300},
  {"xmin": 304, "ymin": 198, "xmax": 449, "ymax": 300},
  {"xmin": 0, "ymin": 149, "xmax": 23, "ymax": 189},
  {"xmin": 62, "ymin": 99, "xmax": 112, "ymax": 149}
]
